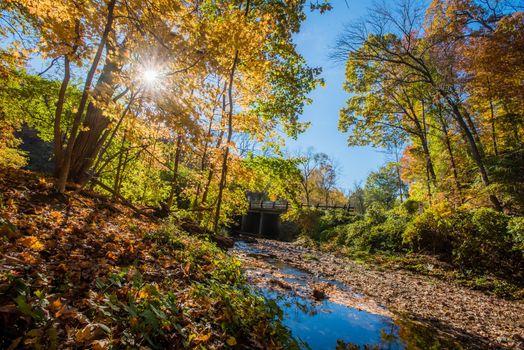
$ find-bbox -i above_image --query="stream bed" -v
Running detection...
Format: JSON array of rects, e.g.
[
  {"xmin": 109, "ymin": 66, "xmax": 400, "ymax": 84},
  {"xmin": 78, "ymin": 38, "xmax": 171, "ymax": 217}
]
[{"xmin": 231, "ymin": 239, "xmax": 468, "ymax": 350}]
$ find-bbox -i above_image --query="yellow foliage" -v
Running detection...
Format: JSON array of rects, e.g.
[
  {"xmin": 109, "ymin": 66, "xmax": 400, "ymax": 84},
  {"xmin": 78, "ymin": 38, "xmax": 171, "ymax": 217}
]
[{"xmin": 17, "ymin": 236, "xmax": 45, "ymax": 251}]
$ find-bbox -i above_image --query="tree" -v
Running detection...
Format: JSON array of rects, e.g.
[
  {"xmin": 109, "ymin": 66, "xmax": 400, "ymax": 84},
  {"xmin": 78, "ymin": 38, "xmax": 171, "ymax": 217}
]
[
  {"xmin": 364, "ymin": 163, "xmax": 408, "ymax": 209},
  {"xmin": 347, "ymin": 182, "xmax": 366, "ymax": 214},
  {"xmin": 333, "ymin": 0, "xmax": 515, "ymax": 211},
  {"xmin": 3, "ymin": 0, "xmax": 321, "ymax": 234},
  {"xmin": 314, "ymin": 153, "xmax": 339, "ymax": 206},
  {"xmin": 296, "ymin": 148, "xmax": 322, "ymax": 205}
]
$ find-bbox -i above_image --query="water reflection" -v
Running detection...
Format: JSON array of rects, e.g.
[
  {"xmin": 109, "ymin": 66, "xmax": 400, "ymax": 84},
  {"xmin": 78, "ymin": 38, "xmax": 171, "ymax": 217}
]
[
  {"xmin": 234, "ymin": 240, "xmax": 464, "ymax": 350},
  {"xmin": 263, "ymin": 289, "xmax": 463, "ymax": 350},
  {"xmin": 264, "ymin": 289, "xmax": 404, "ymax": 350}
]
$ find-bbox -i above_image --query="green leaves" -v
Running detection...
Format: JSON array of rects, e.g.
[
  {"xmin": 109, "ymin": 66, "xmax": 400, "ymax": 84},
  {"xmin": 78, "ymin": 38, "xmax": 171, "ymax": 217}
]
[{"xmin": 244, "ymin": 155, "xmax": 303, "ymax": 204}]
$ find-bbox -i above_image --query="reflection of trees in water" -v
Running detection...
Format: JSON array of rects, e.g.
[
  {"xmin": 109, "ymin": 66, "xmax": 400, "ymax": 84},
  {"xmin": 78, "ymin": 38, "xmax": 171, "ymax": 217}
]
[
  {"xmin": 335, "ymin": 317, "xmax": 463, "ymax": 350},
  {"xmin": 335, "ymin": 322, "xmax": 400, "ymax": 350},
  {"xmin": 267, "ymin": 286, "xmax": 463, "ymax": 350},
  {"xmin": 334, "ymin": 325, "xmax": 400, "ymax": 350},
  {"xmin": 335, "ymin": 340, "xmax": 380, "ymax": 350},
  {"xmin": 282, "ymin": 293, "xmax": 320, "ymax": 317}
]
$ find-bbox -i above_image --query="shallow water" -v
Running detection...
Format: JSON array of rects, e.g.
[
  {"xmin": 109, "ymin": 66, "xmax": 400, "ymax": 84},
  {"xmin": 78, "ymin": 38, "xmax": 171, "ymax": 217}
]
[
  {"xmin": 265, "ymin": 289, "xmax": 404, "ymax": 349},
  {"xmin": 234, "ymin": 240, "xmax": 464, "ymax": 350}
]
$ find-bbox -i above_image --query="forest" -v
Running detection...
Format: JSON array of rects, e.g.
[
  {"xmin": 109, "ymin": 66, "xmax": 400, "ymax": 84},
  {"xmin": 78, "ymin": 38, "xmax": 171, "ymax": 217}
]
[{"xmin": 0, "ymin": 0, "xmax": 523, "ymax": 349}]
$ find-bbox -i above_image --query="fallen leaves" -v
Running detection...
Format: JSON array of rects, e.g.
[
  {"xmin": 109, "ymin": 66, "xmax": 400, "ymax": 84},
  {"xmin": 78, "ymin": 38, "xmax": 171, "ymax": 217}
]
[
  {"xmin": 0, "ymin": 168, "xmax": 292, "ymax": 349},
  {"xmin": 226, "ymin": 336, "xmax": 237, "ymax": 346},
  {"xmin": 234, "ymin": 237, "xmax": 524, "ymax": 349},
  {"xmin": 16, "ymin": 236, "xmax": 45, "ymax": 251}
]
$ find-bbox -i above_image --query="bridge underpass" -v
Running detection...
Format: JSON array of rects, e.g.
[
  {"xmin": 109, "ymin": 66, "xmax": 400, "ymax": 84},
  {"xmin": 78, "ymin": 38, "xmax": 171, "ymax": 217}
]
[
  {"xmin": 239, "ymin": 200, "xmax": 354, "ymax": 239},
  {"xmin": 240, "ymin": 202, "xmax": 286, "ymax": 238}
]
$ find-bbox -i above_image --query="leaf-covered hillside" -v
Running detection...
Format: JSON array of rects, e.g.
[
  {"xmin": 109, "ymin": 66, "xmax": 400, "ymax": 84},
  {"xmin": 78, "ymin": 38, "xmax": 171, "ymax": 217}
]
[{"xmin": 0, "ymin": 168, "xmax": 295, "ymax": 349}]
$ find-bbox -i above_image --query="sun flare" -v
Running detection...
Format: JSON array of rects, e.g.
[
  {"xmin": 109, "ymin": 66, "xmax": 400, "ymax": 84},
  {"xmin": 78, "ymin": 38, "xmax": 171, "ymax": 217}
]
[{"xmin": 142, "ymin": 68, "xmax": 160, "ymax": 84}]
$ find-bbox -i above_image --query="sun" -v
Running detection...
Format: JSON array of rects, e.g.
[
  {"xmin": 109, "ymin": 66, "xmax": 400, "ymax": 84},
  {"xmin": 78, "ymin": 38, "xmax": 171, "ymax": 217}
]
[{"xmin": 142, "ymin": 68, "xmax": 160, "ymax": 84}]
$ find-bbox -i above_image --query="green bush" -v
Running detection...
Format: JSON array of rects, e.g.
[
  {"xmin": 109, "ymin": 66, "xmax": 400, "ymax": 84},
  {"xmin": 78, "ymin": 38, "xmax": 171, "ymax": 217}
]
[
  {"xmin": 453, "ymin": 208, "xmax": 516, "ymax": 274},
  {"xmin": 316, "ymin": 209, "xmax": 361, "ymax": 245},
  {"xmin": 375, "ymin": 215, "xmax": 410, "ymax": 252},
  {"xmin": 295, "ymin": 208, "xmax": 323, "ymax": 240},
  {"xmin": 401, "ymin": 199, "xmax": 421, "ymax": 215},
  {"xmin": 304, "ymin": 200, "xmax": 524, "ymax": 283},
  {"xmin": 318, "ymin": 225, "xmax": 344, "ymax": 245},
  {"xmin": 298, "ymin": 208, "xmax": 360, "ymax": 243},
  {"xmin": 508, "ymin": 216, "xmax": 524, "ymax": 255},
  {"xmin": 403, "ymin": 209, "xmax": 453, "ymax": 257},
  {"xmin": 344, "ymin": 220, "xmax": 373, "ymax": 251},
  {"xmin": 402, "ymin": 207, "xmax": 523, "ymax": 278},
  {"xmin": 318, "ymin": 209, "xmax": 359, "ymax": 230},
  {"xmin": 363, "ymin": 203, "xmax": 387, "ymax": 225},
  {"xmin": 335, "ymin": 205, "xmax": 412, "ymax": 253}
]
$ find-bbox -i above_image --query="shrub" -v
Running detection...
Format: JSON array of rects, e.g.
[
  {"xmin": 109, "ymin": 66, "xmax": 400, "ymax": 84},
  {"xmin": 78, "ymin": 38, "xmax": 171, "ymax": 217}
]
[
  {"xmin": 375, "ymin": 215, "xmax": 410, "ymax": 252},
  {"xmin": 344, "ymin": 220, "xmax": 372, "ymax": 251},
  {"xmin": 317, "ymin": 209, "xmax": 361, "ymax": 245},
  {"xmin": 471, "ymin": 208, "xmax": 509, "ymax": 239},
  {"xmin": 401, "ymin": 199, "xmax": 421, "ymax": 215},
  {"xmin": 298, "ymin": 208, "xmax": 361, "ymax": 243},
  {"xmin": 295, "ymin": 208, "xmax": 323, "ymax": 240},
  {"xmin": 319, "ymin": 226, "xmax": 343, "ymax": 245},
  {"xmin": 403, "ymin": 209, "xmax": 453, "ymax": 258},
  {"xmin": 333, "ymin": 205, "xmax": 413, "ymax": 254},
  {"xmin": 318, "ymin": 209, "xmax": 359, "ymax": 230},
  {"xmin": 508, "ymin": 216, "xmax": 524, "ymax": 255},
  {"xmin": 363, "ymin": 203, "xmax": 387, "ymax": 225},
  {"xmin": 452, "ymin": 208, "xmax": 510, "ymax": 272}
]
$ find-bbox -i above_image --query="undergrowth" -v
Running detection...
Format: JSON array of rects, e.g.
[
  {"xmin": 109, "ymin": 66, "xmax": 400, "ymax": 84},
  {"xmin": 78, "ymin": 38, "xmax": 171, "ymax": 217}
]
[
  {"xmin": 295, "ymin": 205, "xmax": 524, "ymax": 300},
  {"xmin": 0, "ymin": 168, "xmax": 297, "ymax": 349}
]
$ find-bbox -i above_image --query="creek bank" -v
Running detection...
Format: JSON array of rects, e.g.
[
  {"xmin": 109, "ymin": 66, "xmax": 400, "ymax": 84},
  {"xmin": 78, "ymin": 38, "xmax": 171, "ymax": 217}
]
[{"xmin": 231, "ymin": 236, "xmax": 524, "ymax": 349}]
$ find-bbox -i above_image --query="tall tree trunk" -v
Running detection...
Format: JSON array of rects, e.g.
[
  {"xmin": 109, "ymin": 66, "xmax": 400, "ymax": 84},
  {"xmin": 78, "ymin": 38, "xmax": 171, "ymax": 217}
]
[
  {"xmin": 213, "ymin": 51, "xmax": 239, "ymax": 233},
  {"xmin": 91, "ymin": 92, "xmax": 136, "ymax": 178},
  {"xmin": 200, "ymin": 128, "xmax": 225, "ymax": 216},
  {"xmin": 212, "ymin": 0, "xmax": 251, "ymax": 232},
  {"xmin": 55, "ymin": 0, "xmax": 116, "ymax": 192},
  {"xmin": 439, "ymin": 115, "xmax": 463, "ymax": 205},
  {"xmin": 193, "ymin": 88, "xmax": 223, "ymax": 210},
  {"xmin": 54, "ymin": 21, "xmax": 80, "ymax": 177},
  {"xmin": 304, "ymin": 184, "xmax": 311, "ymax": 206},
  {"xmin": 165, "ymin": 134, "xmax": 183, "ymax": 210},
  {"xmin": 420, "ymin": 100, "xmax": 437, "ymax": 184},
  {"xmin": 445, "ymin": 95, "xmax": 502, "ymax": 211},
  {"xmin": 53, "ymin": 55, "xmax": 71, "ymax": 177},
  {"xmin": 68, "ymin": 57, "xmax": 119, "ymax": 184},
  {"xmin": 465, "ymin": 112, "xmax": 483, "ymax": 152},
  {"xmin": 112, "ymin": 130, "xmax": 127, "ymax": 200},
  {"xmin": 140, "ymin": 126, "xmax": 160, "ymax": 202},
  {"xmin": 425, "ymin": 164, "xmax": 433, "ymax": 205}
]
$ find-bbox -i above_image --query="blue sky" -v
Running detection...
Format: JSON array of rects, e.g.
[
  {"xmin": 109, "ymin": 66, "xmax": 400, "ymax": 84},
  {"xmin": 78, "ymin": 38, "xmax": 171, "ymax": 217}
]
[{"xmin": 286, "ymin": 0, "xmax": 386, "ymax": 191}]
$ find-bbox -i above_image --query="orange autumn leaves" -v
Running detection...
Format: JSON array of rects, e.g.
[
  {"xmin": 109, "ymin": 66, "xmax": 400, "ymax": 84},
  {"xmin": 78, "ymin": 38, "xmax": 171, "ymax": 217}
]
[
  {"xmin": 1, "ymin": 168, "xmax": 292, "ymax": 348},
  {"xmin": 16, "ymin": 236, "xmax": 45, "ymax": 252}
]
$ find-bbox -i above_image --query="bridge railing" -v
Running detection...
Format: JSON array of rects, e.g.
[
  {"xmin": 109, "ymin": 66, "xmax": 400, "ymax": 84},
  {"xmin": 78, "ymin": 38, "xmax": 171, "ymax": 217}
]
[
  {"xmin": 248, "ymin": 201, "xmax": 355, "ymax": 212},
  {"xmin": 298, "ymin": 203, "xmax": 355, "ymax": 211},
  {"xmin": 248, "ymin": 201, "xmax": 289, "ymax": 211}
]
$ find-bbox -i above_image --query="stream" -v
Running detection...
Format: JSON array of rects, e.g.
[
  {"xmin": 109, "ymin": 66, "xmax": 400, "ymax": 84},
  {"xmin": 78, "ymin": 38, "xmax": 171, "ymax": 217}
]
[{"xmin": 231, "ymin": 238, "xmax": 469, "ymax": 350}]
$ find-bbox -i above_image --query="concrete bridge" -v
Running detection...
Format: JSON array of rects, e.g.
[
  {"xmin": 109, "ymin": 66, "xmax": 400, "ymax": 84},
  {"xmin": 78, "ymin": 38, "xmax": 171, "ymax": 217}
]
[
  {"xmin": 240, "ymin": 201, "xmax": 288, "ymax": 238},
  {"xmin": 239, "ymin": 200, "xmax": 354, "ymax": 238}
]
